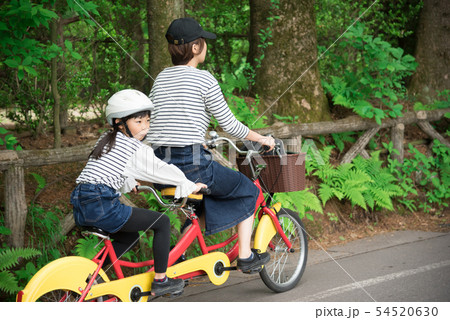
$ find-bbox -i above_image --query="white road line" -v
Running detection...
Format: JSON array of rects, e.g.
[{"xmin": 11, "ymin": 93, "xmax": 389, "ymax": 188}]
[{"xmin": 301, "ymin": 260, "xmax": 450, "ymax": 302}]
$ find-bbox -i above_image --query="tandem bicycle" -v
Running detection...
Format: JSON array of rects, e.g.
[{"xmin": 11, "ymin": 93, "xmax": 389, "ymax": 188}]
[{"xmin": 17, "ymin": 132, "xmax": 308, "ymax": 302}]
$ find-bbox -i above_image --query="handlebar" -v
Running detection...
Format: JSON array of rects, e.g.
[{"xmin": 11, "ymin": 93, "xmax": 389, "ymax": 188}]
[
  {"xmin": 205, "ymin": 131, "xmax": 282, "ymax": 156},
  {"xmin": 198, "ymin": 187, "xmax": 211, "ymax": 195},
  {"xmin": 205, "ymin": 131, "xmax": 284, "ymax": 181}
]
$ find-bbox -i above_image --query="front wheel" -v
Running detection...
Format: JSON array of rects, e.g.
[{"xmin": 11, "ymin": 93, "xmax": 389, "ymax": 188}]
[{"xmin": 259, "ymin": 208, "xmax": 308, "ymax": 293}]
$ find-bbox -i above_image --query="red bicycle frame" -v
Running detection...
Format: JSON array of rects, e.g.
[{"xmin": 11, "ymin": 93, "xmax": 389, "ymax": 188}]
[{"xmin": 79, "ymin": 176, "xmax": 293, "ymax": 301}]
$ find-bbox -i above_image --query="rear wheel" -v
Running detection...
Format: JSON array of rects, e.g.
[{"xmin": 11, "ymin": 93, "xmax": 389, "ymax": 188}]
[
  {"xmin": 259, "ymin": 208, "xmax": 308, "ymax": 292},
  {"xmin": 33, "ymin": 277, "xmax": 117, "ymax": 302},
  {"xmin": 35, "ymin": 289, "xmax": 81, "ymax": 302}
]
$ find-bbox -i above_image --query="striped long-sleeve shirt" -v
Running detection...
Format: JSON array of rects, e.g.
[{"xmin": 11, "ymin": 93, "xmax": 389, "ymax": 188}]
[
  {"xmin": 76, "ymin": 131, "xmax": 197, "ymax": 198},
  {"xmin": 146, "ymin": 65, "xmax": 249, "ymax": 146}
]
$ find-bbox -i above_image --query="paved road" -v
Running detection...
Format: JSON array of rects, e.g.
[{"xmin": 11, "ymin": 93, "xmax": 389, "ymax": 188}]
[{"xmin": 163, "ymin": 230, "xmax": 450, "ymax": 302}]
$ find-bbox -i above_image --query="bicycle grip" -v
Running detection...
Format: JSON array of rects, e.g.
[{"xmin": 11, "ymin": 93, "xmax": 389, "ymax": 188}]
[{"xmin": 198, "ymin": 188, "xmax": 211, "ymax": 195}]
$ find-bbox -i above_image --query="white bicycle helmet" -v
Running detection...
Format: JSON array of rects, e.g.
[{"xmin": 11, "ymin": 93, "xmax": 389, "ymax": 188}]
[{"xmin": 105, "ymin": 89, "xmax": 154, "ymax": 125}]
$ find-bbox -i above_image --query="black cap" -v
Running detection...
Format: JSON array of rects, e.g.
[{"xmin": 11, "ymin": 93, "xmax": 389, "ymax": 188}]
[{"xmin": 165, "ymin": 17, "xmax": 216, "ymax": 45}]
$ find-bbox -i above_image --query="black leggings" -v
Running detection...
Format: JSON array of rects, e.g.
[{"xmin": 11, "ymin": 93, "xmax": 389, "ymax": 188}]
[{"xmin": 106, "ymin": 207, "xmax": 170, "ymax": 273}]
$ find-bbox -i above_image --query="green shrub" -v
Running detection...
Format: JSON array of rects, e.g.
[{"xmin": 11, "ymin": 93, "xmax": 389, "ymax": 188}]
[
  {"xmin": 386, "ymin": 140, "xmax": 450, "ymax": 214},
  {"xmin": 322, "ymin": 22, "xmax": 417, "ymax": 125}
]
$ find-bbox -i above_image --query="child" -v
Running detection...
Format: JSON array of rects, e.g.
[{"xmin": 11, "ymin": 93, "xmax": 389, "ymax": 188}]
[{"xmin": 70, "ymin": 89, "xmax": 206, "ymax": 296}]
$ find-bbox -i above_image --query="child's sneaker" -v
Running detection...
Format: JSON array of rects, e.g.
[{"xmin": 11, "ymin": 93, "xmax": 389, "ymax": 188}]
[
  {"xmin": 237, "ymin": 249, "xmax": 270, "ymax": 274},
  {"xmin": 151, "ymin": 277, "xmax": 184, "ymax": 297}
]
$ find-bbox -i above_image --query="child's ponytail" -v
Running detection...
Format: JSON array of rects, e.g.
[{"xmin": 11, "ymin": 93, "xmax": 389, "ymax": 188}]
[{"xmin": 88, "ymin": 124, "xmax": 120, "ymax": 160}]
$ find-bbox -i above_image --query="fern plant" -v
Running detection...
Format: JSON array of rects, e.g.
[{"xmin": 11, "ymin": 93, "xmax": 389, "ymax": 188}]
[
  {"xmin": 306, "ymin": 143, "xmax": 403, "ymax": 212},
  {"xmin": 0, "ymin": 247, "xmax": 41, "ymax": 295},
  {"xmin": 273, "ymin": 189, "xmax": 323, "ymax": 221},
  {"xmin": 74, "ymin": 235, "xmax": 103, "ymax": 260},
  {"xmin": 352, "ymin": 152, "xmax": 403, "ymax": 211}
]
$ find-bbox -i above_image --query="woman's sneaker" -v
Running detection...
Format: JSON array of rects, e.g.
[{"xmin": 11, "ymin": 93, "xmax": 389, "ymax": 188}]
[
  {"xmin": 237, "ymin": 249, "xmax": 270, "ymax": 274},
  {"xmin": 151, "ymin": 277, "xmax": 185, "ymax": 297}
]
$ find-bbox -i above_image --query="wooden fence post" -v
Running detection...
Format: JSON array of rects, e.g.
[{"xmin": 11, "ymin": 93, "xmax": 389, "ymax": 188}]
[
  {"xmin": 391, "ymin": 123, "xmax": 405, "ymax": 163},
  {"xmin": 340, "ymin": 127, "xmax": 380, "ymax": 164},
  {"xmin": 286, "ymin": 135, "xmax": 302, "ymax": 153},
  {"xmin": 4, "ymin": 161, "xmax": 27, "ymax": 248}
]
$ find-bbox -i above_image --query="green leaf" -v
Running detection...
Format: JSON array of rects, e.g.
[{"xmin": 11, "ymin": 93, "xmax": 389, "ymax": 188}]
[
  {"xmin": 0, "ymin": 271, "xmax": 20, "ymax": 295},
  {"xmin": 64, "ymin": 40, "xmax": 73, "ymax": 51},
  {"xmin": 0, "ymin": 226, "xmax": 11, "ymax": 235},
  {"xmin": 24, "ymin": 66, "xmax": 38, "ymax": 76},
  {"xmin": 30, "ymin": 173, "xmax": 46, "ymax": 193},
  {"xmin": 71, "ymin": 51, "xmax": 82, "ymax": 60},
  {"xmin": 0, "ymin": 22, "xmax": 8, "ymax": 31},
  {"xmin": 38, "ymin": 7, "xmax": 58, "ymax": 19},
  {"xmin": 4, "ymin": 59, "xmax": 19, "ymax": 68},
  {"xmin": 18, "ymin": 68, "xmax": 25, "ymax": 80},
  {"xmin": 22, "ymin": 56, "xmax": 32, "ymax": 66}
]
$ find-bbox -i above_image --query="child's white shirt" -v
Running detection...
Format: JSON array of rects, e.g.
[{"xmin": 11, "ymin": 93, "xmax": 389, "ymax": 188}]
[{"xmin": 121, "ymin": 143, "xmax": 198, "ymax": 198}]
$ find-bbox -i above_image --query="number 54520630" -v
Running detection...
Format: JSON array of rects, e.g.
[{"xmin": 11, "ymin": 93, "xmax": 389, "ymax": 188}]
[{"xmin": 375, "ymin": 306, "xmax": 439, "ymax": 317}]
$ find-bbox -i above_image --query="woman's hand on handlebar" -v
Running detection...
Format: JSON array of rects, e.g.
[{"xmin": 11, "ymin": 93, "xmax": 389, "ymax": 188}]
[
  {"xmin": 258, "ymin": 135, "xmax": 276, "ymax": 152},
  {"xmin": 246, "ymin": 130, "xmax": 276, "ymax": 152}
]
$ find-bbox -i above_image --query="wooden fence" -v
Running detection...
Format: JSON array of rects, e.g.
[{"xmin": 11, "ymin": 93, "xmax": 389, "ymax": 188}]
[{"xmin": 1, "ymin": 108, "xmax": 449, "ymax": 248}]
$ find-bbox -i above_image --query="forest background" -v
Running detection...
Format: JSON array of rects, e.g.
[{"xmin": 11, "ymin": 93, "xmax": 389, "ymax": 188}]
[{"xmin": 0, "ymin": 0, "xmax": 449, "ymax": 301}]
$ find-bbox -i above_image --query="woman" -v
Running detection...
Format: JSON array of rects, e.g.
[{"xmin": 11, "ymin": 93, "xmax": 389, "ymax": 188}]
[{"xmin": 147, "ymin": 18, "xmax": 275, "ymax": 273}]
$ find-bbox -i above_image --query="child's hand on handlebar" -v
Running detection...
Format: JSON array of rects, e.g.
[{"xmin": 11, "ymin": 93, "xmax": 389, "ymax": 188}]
[
  {"xmin": 193, "ymin": 182, "xmax": 208, "ymax": 194},
  {"xmin": 132, "ymin": 182, "xmax": 141, "ymax": 194}
]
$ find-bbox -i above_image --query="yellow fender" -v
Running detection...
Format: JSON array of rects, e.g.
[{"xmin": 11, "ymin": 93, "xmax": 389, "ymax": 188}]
[
  {"xmin": 20, "ymin": 253, "xmax": 231, "ymax": 302},
  {"xmin": 253, "ymin": 202, "xmax": 281, "ymax": 252},
  {"xmin": 19, "ymin": 256, "xmax": 109, "ymax": 302}
]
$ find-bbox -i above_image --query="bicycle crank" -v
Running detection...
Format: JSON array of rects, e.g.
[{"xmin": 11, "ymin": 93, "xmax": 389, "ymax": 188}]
[{"xmin": 215, "ymin": 265, "xmax": 237, "ymax": 274}]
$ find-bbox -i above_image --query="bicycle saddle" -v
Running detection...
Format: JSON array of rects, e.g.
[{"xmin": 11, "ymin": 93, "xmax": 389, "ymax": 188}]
[{"xmin": 81, "ymin": 226, "xmax": 110, "ymax": 238}]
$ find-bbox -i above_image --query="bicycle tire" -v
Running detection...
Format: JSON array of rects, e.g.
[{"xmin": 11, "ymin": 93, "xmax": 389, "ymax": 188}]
[
  {"xmin": 259, "ymin": 208, "xmax": 308, "ymax": 293},
  {"xmin": 33, "ymin": 288, "xmax": 115, "ymax": 302},
  {"xmin": 34, "ymin": 289, "xmax": 82, "ymax": 302}
]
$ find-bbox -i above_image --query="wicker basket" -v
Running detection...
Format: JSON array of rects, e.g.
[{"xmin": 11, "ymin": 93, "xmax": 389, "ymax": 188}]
[{"xmin": 237, "ymin": 152, "xmax": 306, "ymax": 193}]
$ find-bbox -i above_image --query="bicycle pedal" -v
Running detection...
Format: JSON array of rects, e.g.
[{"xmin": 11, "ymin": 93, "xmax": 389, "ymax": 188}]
[
  {"xmin": 163, "ymin": 289, "xmax": 184, "ymax": 298},
  {"xmin": 241, "ymin": 266, "xmax": 263, "ymax": 274}
]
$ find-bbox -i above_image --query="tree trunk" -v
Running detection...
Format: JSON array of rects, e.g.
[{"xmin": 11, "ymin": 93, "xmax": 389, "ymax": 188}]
[
  {"xmin": 147, "ymin": 0, "xmax": 184, "ymax": 88},
  {"xmin": 249, "ymin": 0, "xmax": 330, "ymax": 124},
  {"xmin": 127, "ymin": 2, "xmax": 147, "ymax": 91},
  {"xmin": 408, "ymin": 0, "xmax": 450, "ymax": 102},
  {"xmin": 51, "ymin": 15, "xmax": 61, "ymax": 149}
]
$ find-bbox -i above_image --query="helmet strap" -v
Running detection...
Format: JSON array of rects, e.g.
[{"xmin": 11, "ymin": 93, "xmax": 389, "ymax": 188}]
[{"xmin": 114, "ymin": 119, "xmax": 134, "ymax": 138}]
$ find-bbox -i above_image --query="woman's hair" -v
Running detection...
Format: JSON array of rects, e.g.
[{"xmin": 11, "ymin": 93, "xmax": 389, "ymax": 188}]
[
  {"xmin": 89, "ymin": 110, "xmax": 150, "ymax": 159},
  {"xmin": 167, "ymin": 37, "xmax": 206, "ymax": 65}
]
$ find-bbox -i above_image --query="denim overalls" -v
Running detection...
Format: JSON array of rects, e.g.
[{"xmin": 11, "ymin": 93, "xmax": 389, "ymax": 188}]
[{"xmin": 153, "ymin": 144, "xmax": 259, "ymax": 235}]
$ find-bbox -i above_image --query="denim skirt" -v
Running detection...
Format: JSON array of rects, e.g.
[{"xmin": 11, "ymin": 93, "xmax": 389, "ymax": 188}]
[
  {"xmin": 153, "ymin": 145, "xmax": 259, "ymax": 235},
  {"xmin": 70, "ymin": 183, "xmax": 132, "ymax": 233}
]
